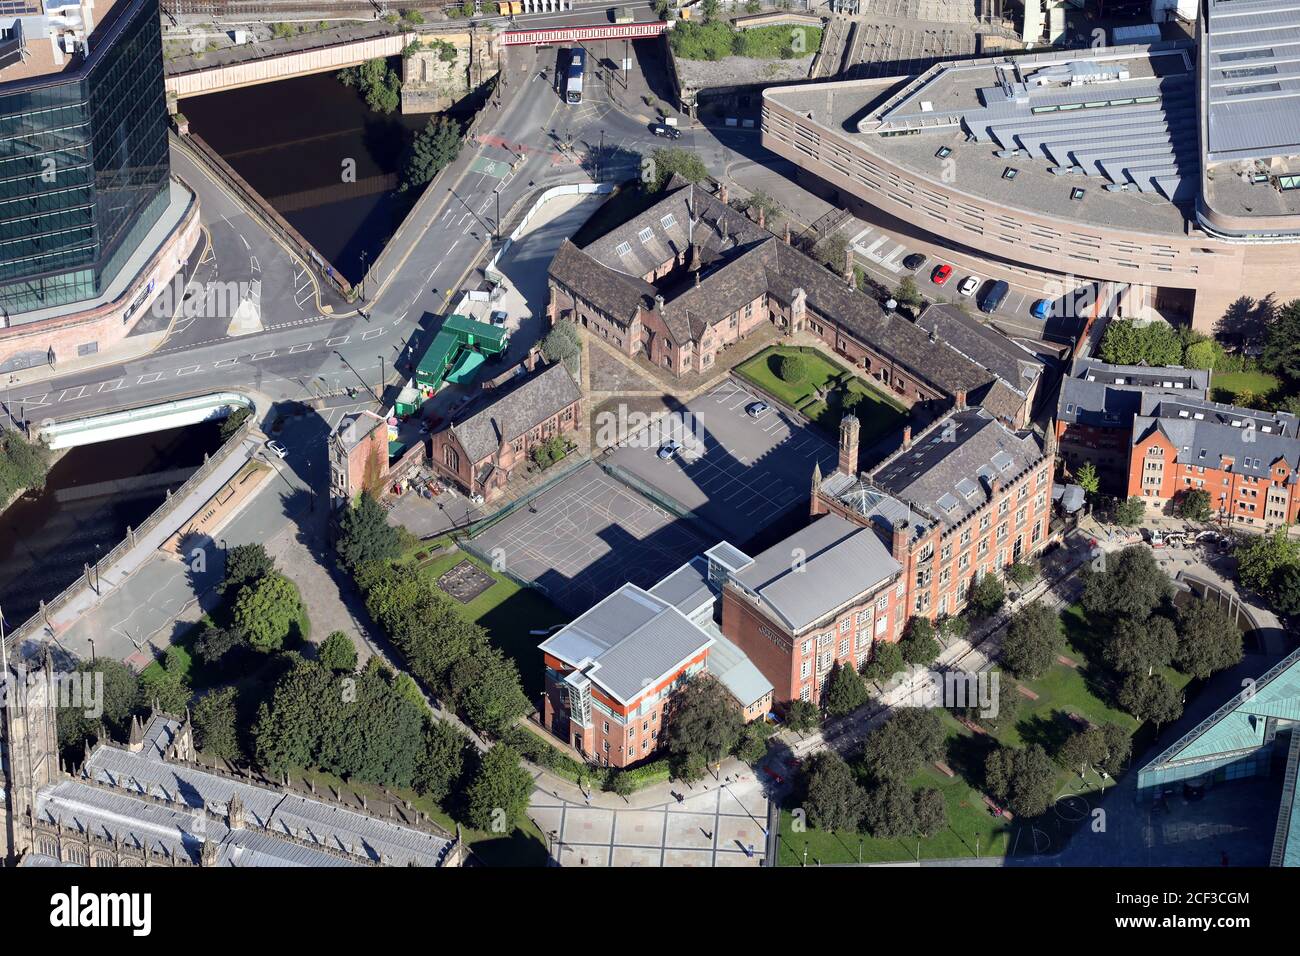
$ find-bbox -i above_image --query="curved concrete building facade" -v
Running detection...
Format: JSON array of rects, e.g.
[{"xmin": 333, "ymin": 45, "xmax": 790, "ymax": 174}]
[{"xmin": 762, "ymin": 6, "xmax": 1300, "ymax": 333}]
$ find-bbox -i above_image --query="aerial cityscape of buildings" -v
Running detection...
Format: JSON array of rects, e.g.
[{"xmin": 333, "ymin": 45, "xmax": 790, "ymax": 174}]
[{"xmin": 0, "ymin": 0, "xmax": 1295, "ymax": 905}]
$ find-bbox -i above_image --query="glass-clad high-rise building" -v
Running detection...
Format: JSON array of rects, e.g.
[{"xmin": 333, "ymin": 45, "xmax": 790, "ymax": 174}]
[{"xmin": 0, "ymin": 0, "xmax": 170, "ymax": 315}]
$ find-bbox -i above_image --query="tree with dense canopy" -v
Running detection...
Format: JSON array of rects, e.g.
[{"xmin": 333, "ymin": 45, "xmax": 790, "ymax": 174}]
[
  {"xmin": 984, "ymin": 743, "xmax": 1056, "ymax": 818},
  {"xmin": 400, "ymin": 116, "xmax": 462, "ymax": 192},
  {"xmin": 859, "ymin": 707, "xmax": 944, "ymax": 784},
  {"xmin": 966, "ymin": 574, "xmax": 1005, "ymax": 618},
  {"xmin": 1081, "ymin": 545, "xmax": 1171, "ymax": 621},
  {"xmin": 822, "ymin": 661, "xmax": 869, "ymax": 718},
  {"xmin": 899, "ymin": 616, "xmax": 940, "ymax": 666},
  {"xmin": 1117, "ymin": 672, "xmax": 1183, "ymax": 728},
  {"xmin": 1113, "ymin": 496, "xmax": 1146, "ymax": 526},
  {"xmin": 861, "ymin": 780, "xmax": 917, "ymax": 839},
  {"xmin": 784, "ymin": 698, "xmax": 820, "ymax": 733},
  {"xmin": 861, "ymin": 641, "xmax": 905, "ymax": 682},
  {"xmin": 1174, "ymin": 597, "xmax": 1243, "ymax": 680},
  {"xmin": 233, "ymin": 571, "xmax": 305, "ymax": 653},
  {"xmin": 319, "ymin": 631, "xmax": 359, "ymax": 674},
  {"xmin": 1103, "ymin": 614, "xmax": 1177, "ymax": 677},
  {"xmin": 801, "ymin": 750, "xmax": 865, "ymax": 833},
  {"xmin": 1000, "ymin": 601, "xmax": 1063, "ymax": 680},
  {"xmin": 219, "ymin": 542, "xmax": 275, "ymax": 596},
  {"xmin": 466, "ymin": 745, "xmax": 533, "ymax": 832},
  {"xmin": 663, "ymin": 674, "xmax": 743, "ymax": 780},
  {"xmin": 193, "ymin": 687, "xmax": 242, "ymax": 761},
  {"xmin": 336, "ymin": 492, "xmax": 404, "ymax": 570}
]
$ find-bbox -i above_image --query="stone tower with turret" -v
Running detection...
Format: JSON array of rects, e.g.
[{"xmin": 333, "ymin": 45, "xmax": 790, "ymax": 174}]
[{"xmin": 1, "ymin": 652, "xmax": 61, "ymax": 862}]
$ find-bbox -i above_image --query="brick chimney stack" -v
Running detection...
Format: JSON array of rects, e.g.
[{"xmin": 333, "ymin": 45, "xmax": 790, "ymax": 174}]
[
  {"xmin": 757, "ymin": 205, "xmax": 766, "ymax": 230},
  {"xmin": 955, "ymin": 388, "xmax": 966, "ymax": 410},
  {"xmin": 719, "ymin": 182, "xmax": 728, "ymax": 204},
  {"xmin": 839, "ymin": 414, "xmax": 860, "ymax": 475},
  {"xmin": 902, "ymin": 424, "xmax": 912, "ymax": 449},
  {"xmin": 890, "ymin": 520, "xmax": 910, "ymax": 565}
]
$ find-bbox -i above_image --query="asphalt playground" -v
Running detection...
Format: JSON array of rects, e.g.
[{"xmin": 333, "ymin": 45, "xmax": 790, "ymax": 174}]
[
  {"xmin": 603, "ymin": 379, "xmax": 839, "ymax": 546},
  {"xmin": 469, "ymin": 461, "xmax": 711, "ymax": 615}
]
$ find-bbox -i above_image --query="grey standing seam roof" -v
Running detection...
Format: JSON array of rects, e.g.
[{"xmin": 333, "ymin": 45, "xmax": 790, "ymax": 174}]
[
  {"xmin": 730, "ymin": 513, "xmax": 901, "ymax": 633},
  {"xmin": 1205, "ymin": 0, "xmax": 1300, "ymax": 162},
  {"xmin": 539, "ymin": 584, "xmax": 714, "ymax": 703}
]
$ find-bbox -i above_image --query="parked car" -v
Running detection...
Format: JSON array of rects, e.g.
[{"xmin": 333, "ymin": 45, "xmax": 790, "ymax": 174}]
[
  {"xmin": 931, "ymin": 264, "xmax": 953, "ymax": 285},
  {"xmin": 651, "ymin": 123, "xmax": 681, "ymax": 139},
  {"xmin": 903, "ymin": 252, "xmax": 927, "ymax": 271},
  {"xmin": 957, "ymin": 275, "xmax": 980, "ymax": 297},
  {"xmin": 1031, "ymin": 298, "xmax": 1052, "ymax": 320},
  {"xmin": 657, "ymin": 439, "xmax": 682, "ymax": 460},
  {"xmin": 978, "ymin": 279, "xmax": 1010, "ymax": 313},
  {"xmin": 266, "ymin": 440, "xmax": 288, "ymax": 460},
  {"xmin": 489, "ymin": 309, "xmax": 508, "ymax": 327},
  {"xmin": 745, "ymin": 400, "xmax": 769, "ymax": 418}
]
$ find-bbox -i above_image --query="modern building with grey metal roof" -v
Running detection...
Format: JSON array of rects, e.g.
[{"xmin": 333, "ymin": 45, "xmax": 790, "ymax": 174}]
[
  {"xmin": 540, "ymin": 583, "xmax": 715, "ymax": 706},
  {"xmin": 728, "ymin": 513, "xmax": 902, "ymax": 634}
]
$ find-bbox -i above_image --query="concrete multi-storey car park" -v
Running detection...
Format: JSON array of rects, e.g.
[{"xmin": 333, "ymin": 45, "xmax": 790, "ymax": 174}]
[{"xmin": 761, "ymin": 0, "xmax": 1300, "ymax": 334}]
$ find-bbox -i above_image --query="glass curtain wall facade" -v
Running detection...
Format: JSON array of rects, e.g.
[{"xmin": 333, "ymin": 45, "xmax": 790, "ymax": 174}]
[{"xmin": 0, "ymin": 0, "xmax": 169, "ymax": 316}]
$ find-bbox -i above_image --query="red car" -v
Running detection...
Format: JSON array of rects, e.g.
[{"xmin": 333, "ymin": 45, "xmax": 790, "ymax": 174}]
[{"xmin": 932, "ymin": 264, "xmax": 953, "ymax": 285}]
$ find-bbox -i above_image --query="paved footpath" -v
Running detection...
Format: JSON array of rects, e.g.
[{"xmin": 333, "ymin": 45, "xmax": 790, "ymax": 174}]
[{"xmin": 529, "ymin": 755, "xmax": 769, "ymax": 867}]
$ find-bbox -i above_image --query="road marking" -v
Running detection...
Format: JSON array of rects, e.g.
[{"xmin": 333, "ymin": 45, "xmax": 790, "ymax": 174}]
[
  {"xmin": 137, "ymin": 372, "xmax": 162, "ymax": 384},
  {"xmin": 58, "ymin": 386, "xmax": 87, "ymax": 401},
  {"xmin": 360, "ymin": 328, "xmax": 384, "ymax": 341},
  {"xmin": 176, "ymin": 365, "xmax": 201, "ymax": 376},
  {"xmin": 325, "ymin": 335, "xmax": 350, "ymax": 347},
  {"xmin": 98, "ymin": 379, "xmax": 125, "ymax": 393},
  {"xmin": 239, "ymin": 234, "xmax": 250, "ymax": 250},
  {"xmin": 213, "ymin": 358, "xmax": 239, "ymax": 369},
  {"xmin": 250, "ymin": 349, "xmax": 275, "ymax": 361},
  {"xmin": 250, "ymin": 255, "xmax": 261, "ymax": 274},
  {"xmin": 288, "ymin": 343, "xmax": 312, "ymax": 354}
]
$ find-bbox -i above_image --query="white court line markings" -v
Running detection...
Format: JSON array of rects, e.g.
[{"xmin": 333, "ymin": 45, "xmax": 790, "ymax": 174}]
[
  {"xmin": 325, "ymin": 336, "xmax": 349, "ymax": 347},
  {"xmin": 250, "ymin": 350, "xmax": 275, "ymax": 360},
  {"xmin": 137, "ymin": 372, "xmax": 162, "ymax": 384}
]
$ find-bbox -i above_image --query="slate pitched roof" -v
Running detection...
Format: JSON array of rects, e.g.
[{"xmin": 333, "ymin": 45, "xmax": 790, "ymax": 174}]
[
  {"xmin": 449, "ymin": 362, "xmax": 581, "ymax": 464},
  {"xmin": 551, "ymin": 182, "xmax": 1031, "ymax": 409},
  {"xmin": 870, "ymin": 407, "xmax": 1046, "ymax": 528}
]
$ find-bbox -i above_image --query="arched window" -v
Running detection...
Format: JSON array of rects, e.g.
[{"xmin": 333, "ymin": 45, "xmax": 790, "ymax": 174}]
[{"xmin": 444, "ymin": 446, "xmax": 459, "ymax": 473}]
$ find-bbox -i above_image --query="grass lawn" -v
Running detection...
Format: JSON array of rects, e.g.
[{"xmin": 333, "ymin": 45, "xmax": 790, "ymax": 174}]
[
  {"xmin": 1211, "ymin": 369, "xmax": 1281, "ymax": 404},
  {"xmin": 777, "ymin": 721, "xmax": 1012, "ymax": 865},
  {"xmin": 736, "ymin": 345, "xmax": 908, "ymax": 446},
  {"xmin": 402, "ymin": 543, "xmax": 570, "ymax": 701},
  {"xmin": 778, "ymin": 602, "xmax": 1196, "ymax": 864}
]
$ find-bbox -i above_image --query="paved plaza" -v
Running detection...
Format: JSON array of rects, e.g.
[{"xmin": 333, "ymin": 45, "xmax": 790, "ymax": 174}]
[{"xmin": 530, "ymin": 774, "xmax": 769, "ymax": 867}]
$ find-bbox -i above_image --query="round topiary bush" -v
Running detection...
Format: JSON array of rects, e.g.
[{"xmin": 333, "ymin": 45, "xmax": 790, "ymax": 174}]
[{"xmin": 777, "ymin": 352, "xmax": 811, "ymax": 383}]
